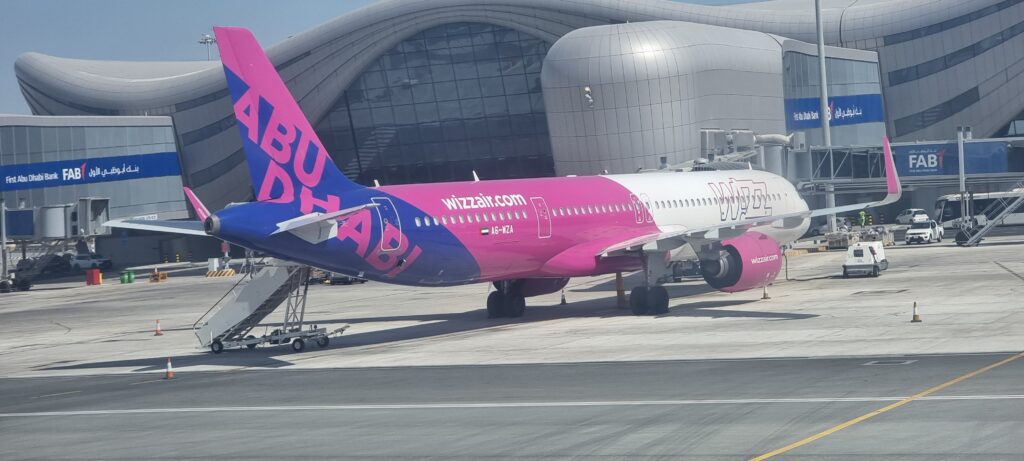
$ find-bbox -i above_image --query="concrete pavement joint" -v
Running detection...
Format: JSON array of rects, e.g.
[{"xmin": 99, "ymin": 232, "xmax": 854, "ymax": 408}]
[{"xmin": 4, "ymin": 394, "xmax": 1024, "ymax": 418}]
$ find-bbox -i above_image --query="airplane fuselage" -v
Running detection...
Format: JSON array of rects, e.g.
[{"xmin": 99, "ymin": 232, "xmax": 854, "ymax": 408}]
[{"xmin": 214, "ymin": 169, "xmax": 809, "ymax": 287}]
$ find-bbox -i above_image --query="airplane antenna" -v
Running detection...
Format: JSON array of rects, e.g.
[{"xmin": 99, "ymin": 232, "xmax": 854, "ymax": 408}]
[
  {"xmin": 373, "ymin": 179, "xmax": 381, "ymax": 187},
  {"xmin": 472, "ymin": 170, "xmax": 480, "ymax": 182},
  {"xmin": 747, "ymin": 162, "xmax": 752, "ymax": 170}
]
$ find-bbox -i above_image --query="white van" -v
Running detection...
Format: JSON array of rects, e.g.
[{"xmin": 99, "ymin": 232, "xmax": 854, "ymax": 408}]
[{"xmin": 842, "ymin": 241, "xmax": 888, "ymax": 277}]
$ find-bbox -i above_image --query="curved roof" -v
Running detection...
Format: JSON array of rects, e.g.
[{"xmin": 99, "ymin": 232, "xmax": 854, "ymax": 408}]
[{"xmin": 15, "ymin": 0, "xmax": 974, "ymax": 122}]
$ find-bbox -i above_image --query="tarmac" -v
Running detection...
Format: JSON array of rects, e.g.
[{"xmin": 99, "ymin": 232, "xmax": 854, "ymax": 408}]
[{"xmin": 1, "ymin": 232, "xmax": 1023, "ymax": 459}]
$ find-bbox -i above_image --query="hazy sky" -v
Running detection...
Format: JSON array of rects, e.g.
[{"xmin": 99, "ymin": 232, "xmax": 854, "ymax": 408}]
[{"xmin": 0, "ymin": 0, "xmax": 752, "ymax": 115}]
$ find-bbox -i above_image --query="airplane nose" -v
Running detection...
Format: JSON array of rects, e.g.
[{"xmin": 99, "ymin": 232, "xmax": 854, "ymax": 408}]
[{"xmin": 204, "ymin": 215, "xmax": 220, "ymax": 236}]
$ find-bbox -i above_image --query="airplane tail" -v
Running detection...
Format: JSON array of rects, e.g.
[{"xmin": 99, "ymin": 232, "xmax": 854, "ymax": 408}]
[{"xmin": 214, "ymin": 26, "xmax": 361, "ymax": 214}]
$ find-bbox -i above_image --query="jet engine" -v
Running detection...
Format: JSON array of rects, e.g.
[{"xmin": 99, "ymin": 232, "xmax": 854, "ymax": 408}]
[{"xmin": 699, "ymin": 232, "xmax": 782, "ymax": 292}]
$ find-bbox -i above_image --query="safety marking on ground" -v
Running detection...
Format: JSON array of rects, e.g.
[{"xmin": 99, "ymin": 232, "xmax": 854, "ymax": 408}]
[
  {"xmin": 128, "ymin": 379, "xmax": 164, "ymax": 386},
  {"xmin": 994, "ymin": 262, "xmax": 1024, "ymax": 283},
  {"xmin": 862, "ymin": 359, "xmax": 917, "ymax": 366},
  {"xmin": 3, "ymin": 394, "xmax": 1024, "ymax": 418},
  {"xmin": 30, "ymin": 390, "xmax": 81, "ymax": 399},
  {"xmin": 750, "ymin": 351, "xmax": 1024, "ymax": 461}
]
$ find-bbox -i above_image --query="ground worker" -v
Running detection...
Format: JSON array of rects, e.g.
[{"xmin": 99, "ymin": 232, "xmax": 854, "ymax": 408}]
[{"xmin": 858, "ymin": 210, "xmax": 867, "ymax": 227}]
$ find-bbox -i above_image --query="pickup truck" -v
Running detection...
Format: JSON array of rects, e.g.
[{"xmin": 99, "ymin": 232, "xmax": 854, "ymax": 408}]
[{"xmin": 904, "ymin": 220, "xmax": 944, "ymax": 244}]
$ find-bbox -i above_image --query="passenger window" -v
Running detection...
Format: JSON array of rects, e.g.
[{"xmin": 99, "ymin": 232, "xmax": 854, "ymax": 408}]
[
  {"xmin": 424, "ymin": 216, "xmax": 431, "ymax": 227},
  {"xmin": 433, "ymin": 217, "xmax": 439, "ymax": 226},
  {"xmin": 458, "ymin": 215, "xmax": 465, "ymax": 224},
  {"xmin": 441, "ymin": 216, "xmax": 448, "ymax": 225},
  {"xmin": 474, "ymin": 214, "xmax": 481, "ymax": 222},
  {"xmin": 523, "ymin": 211, "xmax": 528, "ymax": 219},
  {"xmin": 490, "ymin": 212, "xmax": 497, "ymax": 221},
  {"xmin": 415, "ymin": 217, "xmax": 422, "ymax": 227},
  {"xmin": 482, "ymin": 213, "xmax": 489, "ymax": 222}
]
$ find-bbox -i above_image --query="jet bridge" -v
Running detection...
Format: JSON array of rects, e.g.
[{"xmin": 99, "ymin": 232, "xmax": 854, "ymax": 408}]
[{"xmin": 193, "ymin": 259, "xmax": 348, "ymax": 353}]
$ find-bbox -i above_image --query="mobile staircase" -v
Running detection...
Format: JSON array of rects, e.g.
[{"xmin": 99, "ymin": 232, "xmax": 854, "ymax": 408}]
[
  {"xmin": 2, "ymin": 241, "xmax": 68, "ymax": 292},
  {"xmin": 960, "ymin": 181, "xmax": 1024, "ymax": 247},
  {"xmin": 193, "ymin": 259, "xmax": 348, "ymax": 353}
]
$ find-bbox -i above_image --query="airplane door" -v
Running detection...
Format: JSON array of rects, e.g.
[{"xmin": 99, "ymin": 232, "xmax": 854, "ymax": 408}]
[
  {"xmin": 371, "ymin": 197, "xmax": 402, "ymax": 251},
  {"xmin": 639, "ymin": 193, "xmax": 654, "ymax": 223},
  {"xmin": 530, "ymin": 196, "xmax": 551, "ymax": 239}
]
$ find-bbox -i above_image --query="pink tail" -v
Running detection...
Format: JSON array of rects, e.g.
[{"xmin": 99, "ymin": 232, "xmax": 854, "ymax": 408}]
[{"xmin": 215, "ymin": 26, "xmax": 360, "ymax": 214}]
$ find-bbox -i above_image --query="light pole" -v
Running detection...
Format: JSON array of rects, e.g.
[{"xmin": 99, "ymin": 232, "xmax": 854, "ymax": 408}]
[
  {"xmin": 199, "ymin": 33, "xmax": 217, "ymax": 61},
  {"xmin": 815, "ymin": 0, "xmax": 837, "ymax": 233}
]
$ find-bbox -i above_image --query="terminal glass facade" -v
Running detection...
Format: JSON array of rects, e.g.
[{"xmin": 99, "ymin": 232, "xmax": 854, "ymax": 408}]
[
  {"xmin": 315, "ymin": 22, "xmax": 554, "ymax": 186},
  {"xmin": 0, "ymin": 122, "xmax": 185, "ymax": 219}
]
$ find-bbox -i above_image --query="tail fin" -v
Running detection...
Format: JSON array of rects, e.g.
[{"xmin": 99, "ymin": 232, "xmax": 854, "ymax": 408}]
[{"xmin": 214, "ymin": 26, "xmax": 361, "ymax": 214}]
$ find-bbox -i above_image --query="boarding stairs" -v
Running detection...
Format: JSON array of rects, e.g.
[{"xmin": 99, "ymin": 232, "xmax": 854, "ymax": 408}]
[
  {"xmin": 193, "ymin": 260, "xmax": 347, "ymax": 353},
  {"xmin": 8, "ymin": 240, "xmax": 69, "ymax": 289},
  {"xmin": 962, "ymin": 180, "xmax": 1024, "ymax": 246}
]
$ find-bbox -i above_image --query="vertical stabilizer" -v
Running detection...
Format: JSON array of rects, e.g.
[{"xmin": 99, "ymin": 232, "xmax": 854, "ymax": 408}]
[{"xmin": 214, "ymin": 26, "xmax": 361, "ymax": 214}]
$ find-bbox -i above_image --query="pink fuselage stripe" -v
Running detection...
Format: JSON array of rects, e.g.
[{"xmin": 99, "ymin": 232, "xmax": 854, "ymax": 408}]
[{"xmin": 382, "ymin": 176, "xmax": 658, "ymax": 281}]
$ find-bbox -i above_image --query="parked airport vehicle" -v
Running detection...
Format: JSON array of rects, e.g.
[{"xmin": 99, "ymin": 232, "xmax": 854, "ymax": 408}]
[
  {"xmin": 905, "ymin": 220, "xmax": 944, "ymax": 244},
  {"xmin": 107, "ymin": 27, "xmax": 902, "ymax": 319},
  {"xmin": 896, "ymin": 208, "xmax": 930, "ymax": 224},
  {"xmin": 842, "ymin": 242, "xmax": 888, "ymax": 277},
  {"xmin": 70, "ymin": 253, "xmax": 112, "ymax": 270},
  {"xmin": 935, "ymin": 189, "xmax": 1024, "ymax": 228}
]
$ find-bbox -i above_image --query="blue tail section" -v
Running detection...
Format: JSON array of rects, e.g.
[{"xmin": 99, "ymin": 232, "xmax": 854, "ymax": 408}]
[{"xmin": 215, "ymin": 26, "xmax": 362, "ymax": 214}]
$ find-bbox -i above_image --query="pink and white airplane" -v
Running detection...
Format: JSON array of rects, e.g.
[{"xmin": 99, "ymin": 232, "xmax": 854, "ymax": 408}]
[{"xmin": 109, "ymin": 27, "xmax": 901, "ymax": 318}]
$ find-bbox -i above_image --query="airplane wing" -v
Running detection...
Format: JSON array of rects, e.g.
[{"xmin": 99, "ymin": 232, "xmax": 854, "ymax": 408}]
[
  {"xmin": 104, "ymin": 219, "xmax": 208, "ymax": 236},
  {"xmin": 271, "ymin": 203, "xmax": 379, "ymax": 243},
  {"xmin": 596, "ymin": 136, "xmax": 902, "ymax": 256}
]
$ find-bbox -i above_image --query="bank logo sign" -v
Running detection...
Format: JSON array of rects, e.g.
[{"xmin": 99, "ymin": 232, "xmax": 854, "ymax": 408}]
[
  {"xmin": 2, "ymin": 152, "xmax": 181, "ymax": 192},
  {"xmin": 784, "ymin": 94, "xmax": 884, "ymax": 130},
  {"xmin": 892, "ymin": 141, "xmax": 1008, "ymax": 177}
]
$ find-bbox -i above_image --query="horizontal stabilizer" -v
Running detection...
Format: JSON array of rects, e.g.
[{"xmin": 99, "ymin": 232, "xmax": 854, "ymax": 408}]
[
  {"xmin": 104, "ymin": 219, "xmax": 207, "ymax": 236},
  {"xmin": 271, "ymin": 203, "xmax": 378, "ymax": 244}
]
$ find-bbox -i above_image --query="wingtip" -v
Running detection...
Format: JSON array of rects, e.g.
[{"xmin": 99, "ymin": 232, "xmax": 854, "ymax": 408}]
[{"xmin": 882, "ymin": 135, "xmax": 902, "ymax": 199}]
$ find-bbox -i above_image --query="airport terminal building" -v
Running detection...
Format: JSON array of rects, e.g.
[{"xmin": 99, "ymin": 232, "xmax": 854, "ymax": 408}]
[{"xmin": 8, "ymin": 0, "xmax": 1024, "ymax": 215}]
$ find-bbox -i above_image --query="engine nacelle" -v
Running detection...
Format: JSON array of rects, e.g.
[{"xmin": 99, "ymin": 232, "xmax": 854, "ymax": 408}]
[{"xmin": 700, "ymin": 232, "xmax": 782, "ymax": 292}]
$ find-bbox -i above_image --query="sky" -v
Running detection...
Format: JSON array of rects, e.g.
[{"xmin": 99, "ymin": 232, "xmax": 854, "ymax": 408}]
[{"xmin": 0, "ymin": 0, "xmax": 752, "ymax": 115}]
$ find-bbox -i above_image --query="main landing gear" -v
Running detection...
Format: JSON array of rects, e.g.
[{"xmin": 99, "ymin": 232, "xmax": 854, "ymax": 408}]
[
  {"xmin": 629, "ymin": 250, "xmax": 671, "ymax": 316},
  {"xmin": 487, "ymin": 280, "xmax": 526, "ymax": 318},
  {"xmin": 629, "ymin": 285, "xmax": 669, "ymax": 315}
]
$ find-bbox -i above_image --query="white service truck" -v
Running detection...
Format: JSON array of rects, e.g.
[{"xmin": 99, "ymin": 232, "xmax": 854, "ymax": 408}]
[{"xmin": 904, "ymin": 220, "xmax": 944, "ymax": 244}]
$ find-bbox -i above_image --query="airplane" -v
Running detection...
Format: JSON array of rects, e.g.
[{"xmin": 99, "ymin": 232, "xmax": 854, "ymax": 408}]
[{"xmin": 107, "ymin": 26, "xmax": 902, "ymax": 318}]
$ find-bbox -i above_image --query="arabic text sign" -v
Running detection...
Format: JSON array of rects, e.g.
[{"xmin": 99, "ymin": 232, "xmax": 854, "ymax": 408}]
[
  {"xmin": 892, "ymin": 141, "xmax": 1008, "ymax": 177},
  {"xmin": 1, "ymin": 152, "xmax": 181, "ymax": 192},
  {"xmin": 784, "ymin": 94, "xmax": 884, "ymax": 130}
]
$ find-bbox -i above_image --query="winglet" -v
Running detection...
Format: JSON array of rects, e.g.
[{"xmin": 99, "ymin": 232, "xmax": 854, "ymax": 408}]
[
  {"xmin": 183, "ymin": 187, "xmax": 210, "ymax": 221},
  {"xmin": 880, "ymin": 136, "xmax": 902, "ymax": 204}
]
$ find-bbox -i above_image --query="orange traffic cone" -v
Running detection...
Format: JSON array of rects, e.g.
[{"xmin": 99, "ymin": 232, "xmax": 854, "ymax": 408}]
[
  {"xmin": 154, "ymin": 319, "xmax": 163, "ymax": 336},
  {"xmin": 165, "ymin": 357, "xmax": 175, "ymax": 379},
  {"xmin": 911, "ymin": 302, "xmax": 922, "ymax": 323}
]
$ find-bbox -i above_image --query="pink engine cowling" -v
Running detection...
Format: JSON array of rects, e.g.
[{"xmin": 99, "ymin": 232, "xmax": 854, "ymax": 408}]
[{"xmin": 700, "ymin": 231, "xmax": 782, "ymax": 293}]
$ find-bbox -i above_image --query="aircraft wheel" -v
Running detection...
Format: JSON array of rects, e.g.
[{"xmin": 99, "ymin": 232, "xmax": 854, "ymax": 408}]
[
  {"xmin": 629, "ymin": 287, "xmax": 649, "ymax": 316},
  {"xmin": 210, "ymin": 340, "xmax": 224, "ymax": 354},
  {"xmin": 316, "ymin": 336, "xmax": 330, "ymax": 348},
  {"xmin": 246, "ymin": 335, "xmax": 257, "ymax": 350},
  {"xmin": 291, "ymin": 338, "xmax": 306, "ymax": 352},
  {"xmin": 486, "ymin": 291, "xmax": 505, "ymax": 318},
  {"xmin": 505, "ymin": 295, "xmax": 526, "ymax": 318},
  {"xmin": 647, "ymin": 286, "xmax": 669, "ymax": 315}
]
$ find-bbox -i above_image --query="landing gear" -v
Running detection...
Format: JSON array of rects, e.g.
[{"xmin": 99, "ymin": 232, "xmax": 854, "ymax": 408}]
[
  {"xmin": 629, "ymin": 251, "xmax": 672, "ymax": 316},
  {"xmin": 628, "ymin": 286, "xmax": 669, "ymax": 316},
  {"xmin": 487, "ymin": 281, "xmax": 526, "ymax": 318}
]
